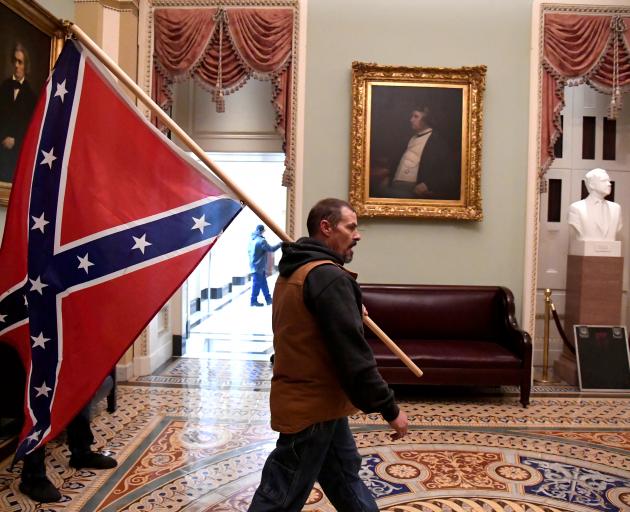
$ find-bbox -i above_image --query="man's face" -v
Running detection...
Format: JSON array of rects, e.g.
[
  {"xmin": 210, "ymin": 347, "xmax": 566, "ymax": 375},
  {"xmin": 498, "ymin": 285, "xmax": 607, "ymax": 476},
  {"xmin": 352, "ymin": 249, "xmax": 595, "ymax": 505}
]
[
  {"xmin": 410, "ymin": 110, "xmax": 427, "ymax": 132},
  {"xmin": 589, "ymin": 172, "xmax": 612, "ymax": 197},
  {"xmin": 13, "ymin": 50, "xmax": 25, "ymax": 80},
  {"xmin": 326, "ymin": 207, "xmax": 361, "ymax": 263}
]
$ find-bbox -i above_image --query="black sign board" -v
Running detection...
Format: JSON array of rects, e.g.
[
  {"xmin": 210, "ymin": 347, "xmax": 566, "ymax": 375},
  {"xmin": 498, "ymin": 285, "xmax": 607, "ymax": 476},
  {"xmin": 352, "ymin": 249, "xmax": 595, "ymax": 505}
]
[{"xmin": 574, "ymin": 325, "xmax": 630, "ymax": 391}]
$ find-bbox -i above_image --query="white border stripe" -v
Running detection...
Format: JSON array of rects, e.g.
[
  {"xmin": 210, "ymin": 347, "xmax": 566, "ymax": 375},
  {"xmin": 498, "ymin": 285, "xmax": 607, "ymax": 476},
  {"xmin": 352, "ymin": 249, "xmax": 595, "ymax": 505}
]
[{"xmin": 54, "ymin": 54, "xmax": 86, "ymax": 253}]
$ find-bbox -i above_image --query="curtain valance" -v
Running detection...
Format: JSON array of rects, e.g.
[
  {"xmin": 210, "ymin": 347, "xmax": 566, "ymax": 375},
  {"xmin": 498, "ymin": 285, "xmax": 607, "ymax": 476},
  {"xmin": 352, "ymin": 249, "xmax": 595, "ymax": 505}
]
[
  {"xmin": 152, "ymin": 7, "xmax": 295, "ymax": 184},
  {"xmin": 540, "ymin": 13, "xmax": 630, "ymax": 175}
]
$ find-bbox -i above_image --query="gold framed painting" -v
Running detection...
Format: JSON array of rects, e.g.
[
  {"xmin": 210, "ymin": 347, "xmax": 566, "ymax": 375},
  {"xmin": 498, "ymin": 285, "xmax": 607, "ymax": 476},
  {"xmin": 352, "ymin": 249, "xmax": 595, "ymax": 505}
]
[
  {"xmin": 0, "ymin": 0, "xmax": 65, "ymax": 205},
  {"xmin": 350, "ymin": 62, "xmax": 486, "ymax": 220}
]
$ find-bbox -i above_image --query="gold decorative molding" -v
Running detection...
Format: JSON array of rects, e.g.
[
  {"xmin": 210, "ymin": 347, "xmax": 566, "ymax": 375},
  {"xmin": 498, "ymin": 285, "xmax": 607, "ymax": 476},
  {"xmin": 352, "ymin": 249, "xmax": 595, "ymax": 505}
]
[
  {"xmin": 150, "ymin": 0, "xmax": 297, "ymax": 6},
  {"xmin": 158, "ymin": 305, "xmax": 169, "ymax": 334},
  {"xmin": 137, "ymin": 329, "xmax": 148, "ymax": 356},
  {"xmin": 541, "ymin": 3, "xmax": 630, "ymax": 15},
  {"xmin": 74, "ymin": 0, "xmax": 140, "ymax": 14}
]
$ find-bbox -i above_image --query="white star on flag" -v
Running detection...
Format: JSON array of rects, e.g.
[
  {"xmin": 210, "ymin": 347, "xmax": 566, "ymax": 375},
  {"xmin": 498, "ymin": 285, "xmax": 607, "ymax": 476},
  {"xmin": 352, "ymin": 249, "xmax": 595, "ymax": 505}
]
[
  {"xmin": 54, "ymin": 79, "xmax": 68, "ymax": 102},
  {"xmin": 23, "ymin": 295, "xmax": 28, "ymax": 307},
  {"xmin": 77, "ymin": 253, "xmax": 94, "ymax": 274},
  {"xmin": 31, "ymin": 332, "xmax": 50, "ymax": 349},
  {"xmin": 31, "ymin": 212, "xmax": 50, "ymax": 233},
  {"xmin": 0, "ymin": 313, "xmax": 6, "ymax": 323},
  {"xmin": 131, "ymin": 233, "xmax": 152, "ymax": 254},
  {"xmin": 40, "ymin": 147, "xmax": 57, "ymax": 169},
  {"xmin": 34, "ymin": 381, "xmax": 52, "ymax": 398},
  {"xmin": 192, "ymin": 214, "xmax": 211, "ymax": 234},
  {"xmin": 26, "ymin": 430, "xmax": 41, "ymax": 444},
  {"xmin": 29, "ymin": 276, "xmax": 48, "ymax": 295}
]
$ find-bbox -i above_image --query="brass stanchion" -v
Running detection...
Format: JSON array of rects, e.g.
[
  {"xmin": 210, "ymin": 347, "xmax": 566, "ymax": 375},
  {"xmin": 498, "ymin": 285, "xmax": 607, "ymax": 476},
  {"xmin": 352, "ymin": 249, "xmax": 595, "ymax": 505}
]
[{"xmin": 535, "ymin": 288, "xmax": 557, "ymax": 384}]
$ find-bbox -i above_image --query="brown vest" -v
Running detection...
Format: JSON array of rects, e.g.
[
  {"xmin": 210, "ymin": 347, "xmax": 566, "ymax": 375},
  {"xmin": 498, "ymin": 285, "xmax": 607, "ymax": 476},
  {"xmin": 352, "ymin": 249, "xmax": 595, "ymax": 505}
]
[{"xmin": 270, "ymin": 260, "xmax": 358, "ymax": 433}]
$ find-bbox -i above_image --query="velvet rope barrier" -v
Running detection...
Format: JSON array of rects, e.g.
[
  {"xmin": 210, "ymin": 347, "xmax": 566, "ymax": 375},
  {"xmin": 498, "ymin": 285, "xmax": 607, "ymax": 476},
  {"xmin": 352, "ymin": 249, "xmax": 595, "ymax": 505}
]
[{"xmin": 550, "ymin": 301, "xmax": 576, "ymax": 355}]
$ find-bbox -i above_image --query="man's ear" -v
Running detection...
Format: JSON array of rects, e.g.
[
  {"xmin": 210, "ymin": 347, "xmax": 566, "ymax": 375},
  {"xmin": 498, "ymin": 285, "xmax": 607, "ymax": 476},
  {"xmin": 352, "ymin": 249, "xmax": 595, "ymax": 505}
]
[{"xmin": 320, "ymin": 219, "xmax": 332, "ymax": 237}]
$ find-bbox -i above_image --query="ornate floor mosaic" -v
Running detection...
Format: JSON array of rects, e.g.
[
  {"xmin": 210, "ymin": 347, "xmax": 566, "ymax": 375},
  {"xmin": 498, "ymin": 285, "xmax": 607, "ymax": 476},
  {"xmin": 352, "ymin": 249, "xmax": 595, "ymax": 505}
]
[{"xmin": 1, "ymin": 358, "xmax": 629, "ymax": 511}]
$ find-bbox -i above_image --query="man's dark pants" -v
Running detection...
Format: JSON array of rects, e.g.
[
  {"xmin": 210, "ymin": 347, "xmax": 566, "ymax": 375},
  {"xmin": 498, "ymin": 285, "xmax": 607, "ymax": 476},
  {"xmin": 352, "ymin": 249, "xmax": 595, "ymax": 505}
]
[{"xmin": 248, "ymin": 417, "xmax": 378, "ymax": 512}]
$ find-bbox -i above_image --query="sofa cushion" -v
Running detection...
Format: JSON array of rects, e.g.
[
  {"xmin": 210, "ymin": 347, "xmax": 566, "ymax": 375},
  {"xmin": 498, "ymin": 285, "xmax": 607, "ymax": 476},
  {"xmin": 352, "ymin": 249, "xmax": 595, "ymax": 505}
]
[{"xmin": 369, "ymin": 339, "xmax": 523, "ymax": 369}]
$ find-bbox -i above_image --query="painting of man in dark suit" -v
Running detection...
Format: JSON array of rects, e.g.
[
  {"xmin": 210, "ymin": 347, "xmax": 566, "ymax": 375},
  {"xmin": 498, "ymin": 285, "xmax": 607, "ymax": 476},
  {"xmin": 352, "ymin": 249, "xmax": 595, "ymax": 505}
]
[
  {"xmin": 0, "ymin": 43, "xmax": 37, "ymax": 183},
  {"xmin": 369, "ymin": 85, "xmax": 463, "ymax": 201}
]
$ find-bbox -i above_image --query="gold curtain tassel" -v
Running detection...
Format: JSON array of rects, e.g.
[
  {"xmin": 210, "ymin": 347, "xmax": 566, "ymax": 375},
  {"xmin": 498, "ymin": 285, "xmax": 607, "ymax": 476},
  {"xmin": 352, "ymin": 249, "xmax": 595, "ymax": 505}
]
[
  {"xmin": 213, "ymin": 7, "xmax": 227, "ymax": 114},
  {"xmin": 607, "ymin": 16, "xmax": 625, "ymax": 120},
  {"xmin": 214, "ymin": 89, "xmax": 225, "ymax": 113}
]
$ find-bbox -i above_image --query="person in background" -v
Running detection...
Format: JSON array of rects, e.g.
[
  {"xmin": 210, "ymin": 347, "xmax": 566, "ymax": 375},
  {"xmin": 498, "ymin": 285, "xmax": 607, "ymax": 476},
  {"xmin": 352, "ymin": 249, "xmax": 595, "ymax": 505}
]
[{"xmin": 248, "ymin": 224, "xmax": 281, "ymax": 307}]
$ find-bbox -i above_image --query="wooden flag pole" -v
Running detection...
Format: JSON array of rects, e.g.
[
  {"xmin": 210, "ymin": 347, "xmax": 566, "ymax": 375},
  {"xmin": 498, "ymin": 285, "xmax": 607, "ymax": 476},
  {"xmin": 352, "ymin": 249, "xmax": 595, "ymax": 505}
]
[
  {"xmin": 65, "ymin": 22, "xmax": 423, "ymax": 379},
  {"xmin": 362, "ymin": 316, "xmax": 422, "ymax": 377}
]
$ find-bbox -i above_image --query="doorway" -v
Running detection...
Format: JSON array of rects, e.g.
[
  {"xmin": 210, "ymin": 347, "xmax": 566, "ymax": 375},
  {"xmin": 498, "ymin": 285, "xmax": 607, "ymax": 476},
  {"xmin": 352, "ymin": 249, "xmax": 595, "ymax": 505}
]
[
  {"xmin": 182, "ymin": 152, "xmax": 286, "ymax": 360},
  {"xmin": 535, "ymin": 84, "xmax": 630, "ymax": 372}
]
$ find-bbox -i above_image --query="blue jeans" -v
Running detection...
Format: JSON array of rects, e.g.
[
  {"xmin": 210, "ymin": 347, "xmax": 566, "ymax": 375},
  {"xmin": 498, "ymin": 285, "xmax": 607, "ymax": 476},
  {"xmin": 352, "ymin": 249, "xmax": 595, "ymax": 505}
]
[
  {"xmin": 248, "ymin": 418, "xmax": 378, "ymax": 512},
  {"xmin": 251, "ymin": 271, "xmax": 271, "ymax": 304}
]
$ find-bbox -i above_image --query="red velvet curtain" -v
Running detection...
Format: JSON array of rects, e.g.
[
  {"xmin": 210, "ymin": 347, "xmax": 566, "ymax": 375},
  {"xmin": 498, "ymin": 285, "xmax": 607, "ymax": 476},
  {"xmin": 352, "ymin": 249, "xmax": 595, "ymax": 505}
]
[
  {"xmin": 540, "ymin": 13, "xmax": 630, "ymax": 175},
  {"xmin": 152, "ymin": 7, "xmax": 295, "ymax": 184}
]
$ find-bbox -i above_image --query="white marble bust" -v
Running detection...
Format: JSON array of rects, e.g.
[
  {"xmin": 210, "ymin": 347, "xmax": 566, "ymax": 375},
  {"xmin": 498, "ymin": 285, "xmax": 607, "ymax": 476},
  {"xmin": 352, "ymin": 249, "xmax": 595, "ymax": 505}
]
[{"xmin": 568, "ymin": 168, "xmax": 622, "ymax": 242}]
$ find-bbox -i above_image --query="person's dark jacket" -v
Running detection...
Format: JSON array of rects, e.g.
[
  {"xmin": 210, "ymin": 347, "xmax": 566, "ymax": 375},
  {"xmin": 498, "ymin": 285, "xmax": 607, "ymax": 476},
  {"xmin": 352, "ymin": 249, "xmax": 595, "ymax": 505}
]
[
  {"xmin": 278, "ymin": 237, "xmax": 399, "ymax": 421},
  {"xmin": 248, "ymin": 231, "xmax": 281, "ymax": 274}
]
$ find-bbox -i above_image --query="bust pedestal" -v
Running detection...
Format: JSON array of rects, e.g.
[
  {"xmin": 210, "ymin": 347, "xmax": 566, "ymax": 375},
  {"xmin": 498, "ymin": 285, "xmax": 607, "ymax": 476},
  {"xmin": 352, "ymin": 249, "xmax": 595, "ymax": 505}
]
[{"xmin": 554, "ymin": 241, "xmax": 624, "ymax": 385}]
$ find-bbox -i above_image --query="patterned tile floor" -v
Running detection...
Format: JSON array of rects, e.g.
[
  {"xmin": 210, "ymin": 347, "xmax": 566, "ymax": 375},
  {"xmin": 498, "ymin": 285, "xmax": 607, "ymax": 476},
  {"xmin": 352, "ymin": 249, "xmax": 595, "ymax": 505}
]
[{"xmin": 1, "ymin": 358, "xmax": 630, "ymax": 511}]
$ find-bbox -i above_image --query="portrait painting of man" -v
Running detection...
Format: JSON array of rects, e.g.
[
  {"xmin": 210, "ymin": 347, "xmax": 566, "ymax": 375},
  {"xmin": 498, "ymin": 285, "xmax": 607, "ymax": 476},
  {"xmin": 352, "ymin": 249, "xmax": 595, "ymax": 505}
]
[
  {"xmin": 0, "ymin": 1, "xmax": 53, "ymax": 186},
  {"xmin": 368, "ymin": 85, "xmax": 463, "ymax": 202}
]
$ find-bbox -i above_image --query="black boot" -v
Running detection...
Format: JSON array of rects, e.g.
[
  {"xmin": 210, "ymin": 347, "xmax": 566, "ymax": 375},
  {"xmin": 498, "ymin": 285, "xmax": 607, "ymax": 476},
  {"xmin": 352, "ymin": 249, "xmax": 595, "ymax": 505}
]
[
  {"xmin": 20, "ymin": 447, "xmax": 61, "ymax": 503},
  {"xmin": 19, "ymin": 476, "xmax": 62, "ymax": 503},
  {"xmin": 67, "ymin": 408, "xmax": 117, "ymax": 470},
  {"xmin": 69, "ymin": 451, "xmax": 117, "ymax": 469}
]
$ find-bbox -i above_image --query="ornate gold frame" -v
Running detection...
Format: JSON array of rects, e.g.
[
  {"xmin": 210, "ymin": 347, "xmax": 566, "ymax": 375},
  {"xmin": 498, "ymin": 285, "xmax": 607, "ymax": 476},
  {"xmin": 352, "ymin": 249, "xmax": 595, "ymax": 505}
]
[
  {"xmin": 0, "ymin": 0, "xmax": 65, "ymax": 206},
  {"xmin": 350, "ymin": 62, "xmax": 486, "ymax": 220}
]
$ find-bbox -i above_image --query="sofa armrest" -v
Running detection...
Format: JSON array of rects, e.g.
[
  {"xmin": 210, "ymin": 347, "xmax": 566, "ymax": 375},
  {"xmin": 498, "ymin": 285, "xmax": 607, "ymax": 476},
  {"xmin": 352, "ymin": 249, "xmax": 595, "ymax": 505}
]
[{"xmin": 497, "ymin": 286, "xmax": 532, "ymax": 364}]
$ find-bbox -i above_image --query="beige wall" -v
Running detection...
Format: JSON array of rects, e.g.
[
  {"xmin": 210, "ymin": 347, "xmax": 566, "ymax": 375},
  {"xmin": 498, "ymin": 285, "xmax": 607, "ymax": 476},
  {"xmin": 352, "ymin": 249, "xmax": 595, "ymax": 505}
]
[
  {"xmin": 37, "ymin": 0, "xmax": 74, "ymax": 20},
  {"xmin": 302, "ymin": 0, "xmax": 532, "ymax": 309}
]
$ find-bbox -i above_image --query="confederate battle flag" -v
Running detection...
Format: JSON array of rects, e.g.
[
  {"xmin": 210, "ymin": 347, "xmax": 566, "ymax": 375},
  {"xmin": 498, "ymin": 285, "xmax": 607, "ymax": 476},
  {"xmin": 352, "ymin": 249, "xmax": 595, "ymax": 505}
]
[{"xmin": 0, "ymin": 39, "xmax": 242, "ymax": 460}]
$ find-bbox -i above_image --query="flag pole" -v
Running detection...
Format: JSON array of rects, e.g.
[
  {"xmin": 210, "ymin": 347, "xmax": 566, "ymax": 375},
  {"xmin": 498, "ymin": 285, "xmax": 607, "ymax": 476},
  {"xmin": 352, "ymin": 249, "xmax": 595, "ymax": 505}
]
[{"xmin": 63, "ymin": 22, "xmax": 423, "ymax": 379}]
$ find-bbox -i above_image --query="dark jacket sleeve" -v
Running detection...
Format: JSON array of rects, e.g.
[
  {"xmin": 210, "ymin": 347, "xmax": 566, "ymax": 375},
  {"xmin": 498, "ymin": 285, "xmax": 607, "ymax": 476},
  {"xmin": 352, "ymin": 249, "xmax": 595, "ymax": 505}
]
[
  {"xmin": 259, "ymin": 239, "xmax": 281, "ymax": 253},
  {"xmin": 304, "ymin": 265, "xmax": 399, "ymax": 421}
]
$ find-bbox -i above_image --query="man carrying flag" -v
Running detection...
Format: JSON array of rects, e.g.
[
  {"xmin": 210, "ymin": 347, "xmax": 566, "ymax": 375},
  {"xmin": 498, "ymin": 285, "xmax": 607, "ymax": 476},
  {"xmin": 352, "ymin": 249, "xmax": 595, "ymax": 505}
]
[{"xmin": 0, "ymin": 37, "xmax": 242, "ymax": 501}]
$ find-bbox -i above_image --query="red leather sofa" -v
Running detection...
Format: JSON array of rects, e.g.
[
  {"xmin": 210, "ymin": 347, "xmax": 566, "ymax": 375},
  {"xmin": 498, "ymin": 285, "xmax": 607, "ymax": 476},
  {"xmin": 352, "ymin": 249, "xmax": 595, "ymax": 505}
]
[{"xmin": 360, "ymin": 284, "xmax": 532, "ymax": 407}]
